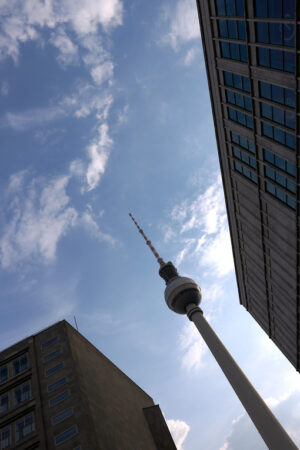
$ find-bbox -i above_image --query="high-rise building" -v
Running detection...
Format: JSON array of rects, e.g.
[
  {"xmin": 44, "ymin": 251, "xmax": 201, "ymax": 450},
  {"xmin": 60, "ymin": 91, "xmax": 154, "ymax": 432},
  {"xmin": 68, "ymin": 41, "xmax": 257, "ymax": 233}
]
[
  {"xmin": 0, "ymin": 320, "xmax": 176, "ymax": 449},
  {"xmin": 196, "ymin": 0, "xmax": 299, "ymax": 370}
]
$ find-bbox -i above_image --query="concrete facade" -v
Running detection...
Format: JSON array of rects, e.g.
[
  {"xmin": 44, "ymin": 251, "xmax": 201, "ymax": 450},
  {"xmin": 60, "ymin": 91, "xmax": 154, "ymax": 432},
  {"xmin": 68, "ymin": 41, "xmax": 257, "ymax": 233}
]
[
  {"xmin": 0, "ymin": 321, "xmax": 176, "ymax": 449},
  {"xmin": 196, "ymin": 0, "xmax": 299, "ymax": 370}
]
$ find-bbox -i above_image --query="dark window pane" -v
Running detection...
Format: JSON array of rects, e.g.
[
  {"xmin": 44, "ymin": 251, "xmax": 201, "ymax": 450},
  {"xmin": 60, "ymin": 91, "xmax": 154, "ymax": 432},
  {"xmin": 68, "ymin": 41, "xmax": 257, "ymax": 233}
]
[
  {"xmin": 277, "ymin": 189, "xmax": 286, "ymax": 202},
  {"xmin": 233, "ymin": 147, "xmax": 241, "ymax": 158},
  {"xmin": 283, "ymin": 0, "xmax": 295, "ymax": 19},
  {"xmin": 244, "ymin": 96, "xmax": 252, "ymax": 111},
  {"xmin": 262, "ymin": 122, "xmax": 273, "ymax": 138},
  {"xmin": 226, "ymin": 90, "xmax": 235, "ymax": 104},
  {"xmin": 235, "ymin": 161, "xmax": 242, "ymax": 172},
  {"xmin": 285, "ymin": 111, "xmax": 296, "ymax": 130},
  {"xmin": 236, "ymin": 0, "xmax": 244, "ymax": 16},
  {"xmin": 226, "ymin": 0, "xmax": 235, "ymax": 16},
  {"xmin": 243, "ymin": 77, "xmax": 250, "ymax": 92},
  {"xmin": 255, "ymin": 0, "xmax": 267, "ymax": 17},
  {"xmin": 256, "ymin": 22, "xmax": 269, "ymax": 43},
  {"xmin": 241, "ymin": 152, "xmax": 249, "ymax": 164},
  {"xmin": 285, "ymin": 89, "xmax": 295, "ymax": 108},
  {"xmin": 230, "ymin": 43, "xmax": 239, "ymax": 60},
  {"xmin": 283, "ymin": 24, "xmax": 295, "ymax": 47},
  {"xmin": 243, "ymin": 167, "xmax": 250, "ymax": 178},
  {"xmin": 233, "ymin": 73, "xmax": 242, "ymax": 89},
  {"xmin": 275, "ymin": 172, "xmax": 285, "ymax": 187},
  {"xmin": 237, "ymin": 21, "xmax": 246, "ymax": 40},
  {"xmin": 246, "ymin": 115, "xmax": 253, "ymax": 129},
  {"xmin": 216, "ymin": 0, "xmax": 226, "ymax": 16},
  {"xmin": 257, "ymin": 47, "xmax": 269, "ymax": 67},
  {"xmin": 270, "ymin": 23, "xmax": 282, "ymax": 45},
  {"xmin": 284, "ymin": 51, "xmax": 295, "ymax": 73},
  {"xmin": 221, "ymin": 42, "xmax": 230, "ymax": 58},
  {"xmin": 286, "ymin": 161, "xmax": 296, "ymax": 177},
  {"xmin": 240, "ymin": 136, "xmax": 247, "ymax": 149},
  {"xmin": 46, "ymin": 363, "xmax": 64, "ymax": 377},
  {"xmin": 227, "ymin": 20, "xmax": 237, "ymax": 39},
  {"xmin": 271, "ymin": 85, "xmax": 284, "ymax": 104},
  {"xmin": 287, "ymin": 179, "xmax": 296, "ymax": 194},
  {"xmin": 260, "ymin": 82, "xmax": 271, "ymax": 99},
  {"xmin": 274, "ymin": 127, "xmax": 285, "ymax": 144},
  {"xmin": 274, "ymin": 154, "xmax": 285, "ymax": 170},
  {"xmin": 231, "ymin": 132, "xmax": 239, "ymax": 144},
  {"xmin": 0, "ymin": 366, "xmax": 8, "ymax": 382},
  {"xmin": 52, "ymin": 408, "xmax": 73, "ymax": 425},
  {"xmin": 264, "ymin": 149, "xmax": 274, "ymax": 164},
  {"xmin": 250, "ymin": 158, "xmax": 256, "ymax": 169},
  {"xmin": 266, "ymin": 181, "xmax": 276, "ymax": 195},
  {"xmin": 218, "ymin": 20, "xmax": 228, "ymax": 38},
  {"xmin": 248, "ymin": 141, "xmax": 255, "ymax": 153},
  {"xmin": 237, "ymin": 111, "xmax": 245, "ymax": 125},
  {"xmin": 55, "ymin": 427, "xmax": 78, "ymax": 445},
  {"xmin": 286, "ymin": 133, "xmax": 296, "ymax": 149},
  {"xmin": 265, "ymin": 166, "xmax": 275, "ymax": 179},
  {"xmin": 287, "ymin": 196, "xmax": 296, "ymax": 210},
  {"xmin": 50, "ymin": 391, "xmax": 70, "ymax": 406},
  {"xmin": 224, "ymin": 71, "xmax": 233, "ymax": 86},
  {"xmin": 273, "ymin": 106, "xmax": 284, "ymax": 125},
  {"xmin": 228, "ymin": 107, "xmax": 237, "ymax": 120},
  {"xmin": 261, "ymin": 103, "xmax": 272, "ymax": 120},
  {"xmin": 270, "ymin": 49, "xmax": 283, "ymax": 70},
  {"xmin": 240, "ymin": 44, "xmax": 248, "ymax": 62},
  {"xmin": 269, "ymin": 0, "xmax": 282, "ymax": 18},
  {"xmin": 235, "ymin": 93, "xmax": 243, "ymax": 107}
]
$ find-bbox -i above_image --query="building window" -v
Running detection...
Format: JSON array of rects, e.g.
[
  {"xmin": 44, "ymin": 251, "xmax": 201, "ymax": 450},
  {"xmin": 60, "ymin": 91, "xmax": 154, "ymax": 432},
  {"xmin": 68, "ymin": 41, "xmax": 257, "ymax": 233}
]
[
  {"xmin": 228, "ymin": 107, "xmax": 253, "ymax": 129},
  {"xmin": 48, "ymin": 378, "xmax": 67, "ymax": 393},
  {"xmin": 218, "ymin": 19, "xmax": 246, "ymax": 40},
  {"xmin": 55, "ymin": 426, "xmax": 78, "ymax": 445},
  {"xmin": 0, "ymin": 427, "xmax": 10, "ymax": 449},
  {"xmin": 254, "ymin": 0, "xmax": 295, "ymax": 19},
  {"xmin": 226, "ymin": 89, "xmax": 252, "ymax": 111},
  {"xmin": 15, "ymin": 413, "xmax": 35, "ymax": 442},
  {"xmin": 223, "ymin": 71, "xmax": 250, "ymax": 92},
  {"xmin": 257, "ymin": 47, "xmax": 295, "ymax": 73},
  {"xmin": 216, "ymin": 0, "xmax": 244, "ymax": 17},
  {"xmin": 256, "ymin": 22, "xmax": 295, "ymax": 47},
  {"xmin": 233, "ymin": 147, "xmax": 257, "ymax": 169},
  {"xmin": 42, "ymin": 337, "xmax": 58, "ymax": 350},
  {"xmin": 0, "ymin": 394, "xmax": 9, "ymax": 413},
  {"xmin": 44, "ymin": 349, "xmax": 61, "ymax": 363},
  {"xmin": 52, "ymin": 408, "xmax": 73, "ymax": 425},
  {"xmin": 221, "ymin": 42, "xmax": 248, "ymax": 62},
  {"xmin": 231, "ymin": 132, "xmax": 255, "ymax": 153},
  {"xmin": 262, "ymin": 121, "xmax": 296, "ymax": 149},
  {"xmin": 264, "ymin": 166, "xmax": 296, "ymax": 194},
  {"xmin": 234, "ymin": 161, "xmax": 258, "ymax": 184},
  {"xmin": 50, "ymin": 391, "xmax": 70, "ymax": 407},
  {"xmin": 263, "ymin": 148, "xmax": 296, "ymax": 176},
  {"xmin": 14, "ymin": 382, "xmax": 31, "ymax": 405},
  {"xmin": 46, "ymin": 363, "xmax": 64, "ymax": 377},
  {"xmin": 261, "ymin": 102, "xmax": 295, "ymax": 129},
  {"xmin": 0, "ymin": 366, "xmax": 8, "ymax": 383},
  {"xmin": 265, "ymin": 181, "xmax": 296, "ymax": 209},
  {"xmin": 259, "ymin": 81, "xmax": 295, "ymax": 108},
  {"xmin": 12, "ymin": 355, "xmax": 28, "ymax": 376}
]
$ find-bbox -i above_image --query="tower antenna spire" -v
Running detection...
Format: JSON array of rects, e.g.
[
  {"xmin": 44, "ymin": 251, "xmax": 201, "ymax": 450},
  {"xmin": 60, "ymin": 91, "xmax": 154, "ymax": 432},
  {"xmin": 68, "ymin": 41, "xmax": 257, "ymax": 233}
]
[{"xmin": 129, "ymin": 213, "xmax": 165, "ymax": 266}]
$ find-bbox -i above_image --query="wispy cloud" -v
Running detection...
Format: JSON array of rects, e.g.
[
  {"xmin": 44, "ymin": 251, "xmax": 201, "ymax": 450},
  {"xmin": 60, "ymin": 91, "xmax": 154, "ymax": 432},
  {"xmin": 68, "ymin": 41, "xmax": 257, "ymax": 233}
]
[
  {"xmin": 179, "ymin": 321, "xmax": 207, "ymax": 372},
  {"xmin": 166, "ymin": 418, "xmax": 190, "ymax": 450},
  {"xmin": 86, "ymin": 122, "xmax": 112, "ymax": 191}
]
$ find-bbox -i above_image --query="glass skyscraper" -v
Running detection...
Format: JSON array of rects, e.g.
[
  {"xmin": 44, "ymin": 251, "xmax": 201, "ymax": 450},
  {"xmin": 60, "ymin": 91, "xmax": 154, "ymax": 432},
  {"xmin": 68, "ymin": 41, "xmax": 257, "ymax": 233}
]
[{"xmin": 196, "ymin": 0, "xmax": 299, "ymax": 369}]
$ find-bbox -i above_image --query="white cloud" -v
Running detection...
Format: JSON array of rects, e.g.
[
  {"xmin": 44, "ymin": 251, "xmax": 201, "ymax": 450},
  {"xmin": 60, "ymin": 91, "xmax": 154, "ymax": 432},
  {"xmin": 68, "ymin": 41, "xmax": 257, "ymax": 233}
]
[
  {"xmin": 91, "ymin": 61, "xmax": 114, "ymax": 85},
  {"xmin": 86, "ymin": 122, "xmax": 112, "ymax": 190},
  {"xmin": 162, "ymin": 0, "xmax": 200, "ymax": 50},
  {"xmin": 50, "ymin": 28, "xmax": 79, "ymax": 66},
  {"xmin": 80, "ymin": 208, "xmax": 115, "ymax": 245},
  {"xmin": 1, "ymin": 81, "xmax": 9, "ymax": 96},
  {"xmin": 1, "ymin": 106, "xmax": 66, "ymax": 131},
  {"xmin": 183, "ymin": 47, "xmax": 199, "ymax": 66},
  {"xmin": 179, "ymin": 321, "xmax": 207, "ymax": 372},
  {"xmin": 166, "ymin": 419, "xmax": 190, "ymax": 450}
]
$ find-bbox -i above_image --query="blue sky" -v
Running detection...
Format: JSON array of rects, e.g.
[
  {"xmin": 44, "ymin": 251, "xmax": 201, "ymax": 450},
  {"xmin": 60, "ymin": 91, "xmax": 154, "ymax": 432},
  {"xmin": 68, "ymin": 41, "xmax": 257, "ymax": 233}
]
[{"xmin": 0, "ymin": 1, "xmax": 300, "ymax": 449}]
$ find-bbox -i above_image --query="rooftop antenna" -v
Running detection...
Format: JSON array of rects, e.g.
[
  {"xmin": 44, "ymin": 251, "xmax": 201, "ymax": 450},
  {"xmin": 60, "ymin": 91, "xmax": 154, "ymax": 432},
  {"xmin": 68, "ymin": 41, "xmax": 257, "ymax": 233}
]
[
  {"xmin": 74, "ymin": 315, "xmax": 79, "ymax": 332},
  {"xmin": 128, "ymin": 213, "xmax": 297, "ymax": 450}
]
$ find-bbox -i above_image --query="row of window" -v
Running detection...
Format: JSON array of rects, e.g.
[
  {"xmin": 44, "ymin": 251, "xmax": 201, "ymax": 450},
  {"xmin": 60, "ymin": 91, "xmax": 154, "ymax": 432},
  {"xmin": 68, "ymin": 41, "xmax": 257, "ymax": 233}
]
[
  {"xmin": 226, "ymin": 89, "xmax": 252, "ymax": 111},
  {"xmin": 0, "ymin": 354, "xmax": 28, "ymax": 384},
  {"xmin": 264, "ymin": 166, "xmax": 296, "ymax": 194},
  {"xmin": 216, "ymin": 0, "xmax": 295, "ymax": 18},
  {"xmin": 218, "ymin": 19, "xmax": 246, "ymax": 40},
  {"xmin": 265, "ymin": 181, "xmax": 296, "ymax": 209},
  {"xmin": 0, "ymin": 381, "xmax": 31, "ymax": 413},
  {"xmin": 234, "ymin": 161, "xmax": 258, "ymax": 183},
  {"xmin": 261, "ymin": 102, "xmax": 295, "ymax": 130},
  {"xmin": 42, "ymin": 336, "xmax": 58, "ymax": 350},
  {"xmin": 257, "ymin": 47, "xmax": 295, "ymax": 73},
  {"xmin": 216, "ymin": 0, "xmax": 244, "ymax": 17},
  {"xmin": 221, "ymin": 41, "xmax": 248, "ymax": 61},
  {"xmin": 233, "ymin": 147, "xmax": 257, "ymax": 169},
  {"xmin": 231, "ymin": 131, "xmax": 255, "ymax": 153},
  {"xmin": 263, "ymin": 149, "xmax": 296, "ymax": 177},
  {"xmin": 256, "ymin": 22, "xmax": 295, "ymax": 47},
  {"xmin": 0, "ymin": 413, "xmax": 34, "ymax": 449},
  {"xmin": 259, "ymin": 81, "xmax": 295, "ymax": 108},
  {"xmin": 224, "ymin": 71, "xmax": 250, "ymax": 93},
  {"xmin": 228, "ymin": 107, "xmax": 253, "ymax": 129},
  {"xmin": 262, "ymin": 121, "xmax": 295, "ymax": 149}
]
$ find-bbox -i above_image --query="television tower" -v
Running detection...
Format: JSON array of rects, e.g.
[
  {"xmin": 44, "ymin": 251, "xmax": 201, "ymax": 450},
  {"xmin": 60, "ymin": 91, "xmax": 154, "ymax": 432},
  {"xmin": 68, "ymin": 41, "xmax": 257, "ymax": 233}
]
[{"xmin": 129, "ymin": 213, "xmax": 297, "ymax": 450}]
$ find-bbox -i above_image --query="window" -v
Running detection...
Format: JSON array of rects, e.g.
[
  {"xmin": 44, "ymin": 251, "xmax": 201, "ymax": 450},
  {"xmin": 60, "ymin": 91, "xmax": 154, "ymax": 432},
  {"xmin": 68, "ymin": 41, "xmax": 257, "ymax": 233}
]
[
  {"xmin": 265, "ymin": 181, "xmax": 296, "ymax": 209},
  {"xmin": 46, "ymin": 363, "xmax": 64, "ymax": 377},
  {"xmin": 224, "ymin": 71, "xmax": 250, "ymax": 92},
  {"xmin": 262, "ymin": 121, "xmax": 296, "ymax": 149},
  {"xmin": 231, "ymin": 132, "xmax": 255, "ymax": 153},
  {"xmin": 264, "ymin": 149, "xmax": 296, "ymax": 176},
  {"xmin": 44, "ymin": 349, "xmax": 61, "ymax": 363},
  {"xmin": 256, "ymin": 22, "xmax": 295, "ymax": 47},
  {"xmin": 52, "ymin": 408, "xmax": 73, "ymax": 425},
  {"xmin": 228, "ymin": 107, "xmax": 253, "ymax": 129},
  {"xmin": 254, "ymin": 0, "xmax": 295, "ymax": 19},
  {"xmin": 264, "ymin": 166, "xmax": 296, "ymax": 193},
  {"xmin": 0, "ymin": 427, "xmax": 10, "ymax": 449},
  {"xmin": 226, "ymin": 89, "xmax": 252, "ymax": 111},
  {"xmin": 48, "ymin": 378, "xmax": 67, "ymax": 393},
  {"xmin": 221, "ymin": 42, "xmax": 248, "ymax": 62},
  {"xmin": 216, "ymin": 0, "xmax": 244, "ymax": 16},
  {"xmin": 15, "ymin": 413, "xmax": 35, "ymax": 441},
  {"xmin": 55, "ymin": 426, "xmax": 78, "ymax": 445},
  {"xmin": 13, "ymin": 355, "xmax": 28, "ymax": 376},
  {"xmin": 14, "ymin": 382, "xmax": 31, "ymax": 405},
  {"xmin": 0, "ymin": 366, "xmax": 8, "ymax": 383},
  {"xmin": 42, "ymin": 337, "xmax": 58, "ymax": 350},
  {"xmin": 0, "ymin": 394, "xmax": 9, "ymax": 413},
  {"xmin": 50, "ymin": 391, "xmax": 70, "ymax": 407},
  {"xmin": 259, "ymin": 81, "xmax": 295, "ymax": 108},
  {"xmin": 234, "ymin": 161, "xmax": 258, "ymax": 184},
  {"xmin": 261, "ymin": 102, "xmax": 295, "ymax": 129},
  {"xmin": 257, "ymin": 47, "xmax": 295, "ymax": 73},
  {"xmin": 218, "ymin": 20, "xmax": 246, "ymax": 39}
]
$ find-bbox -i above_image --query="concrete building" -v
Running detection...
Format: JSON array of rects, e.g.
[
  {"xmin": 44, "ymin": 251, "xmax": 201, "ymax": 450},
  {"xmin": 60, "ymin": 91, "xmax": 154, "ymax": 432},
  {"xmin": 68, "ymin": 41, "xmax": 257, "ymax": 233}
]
[
  {"xmin": 196, "ymin": 0, "xmax": 299, "ymax": 370},
  {"xmin": 0, "ymin": 321, "xmax": 176, "ymax": 449}
]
